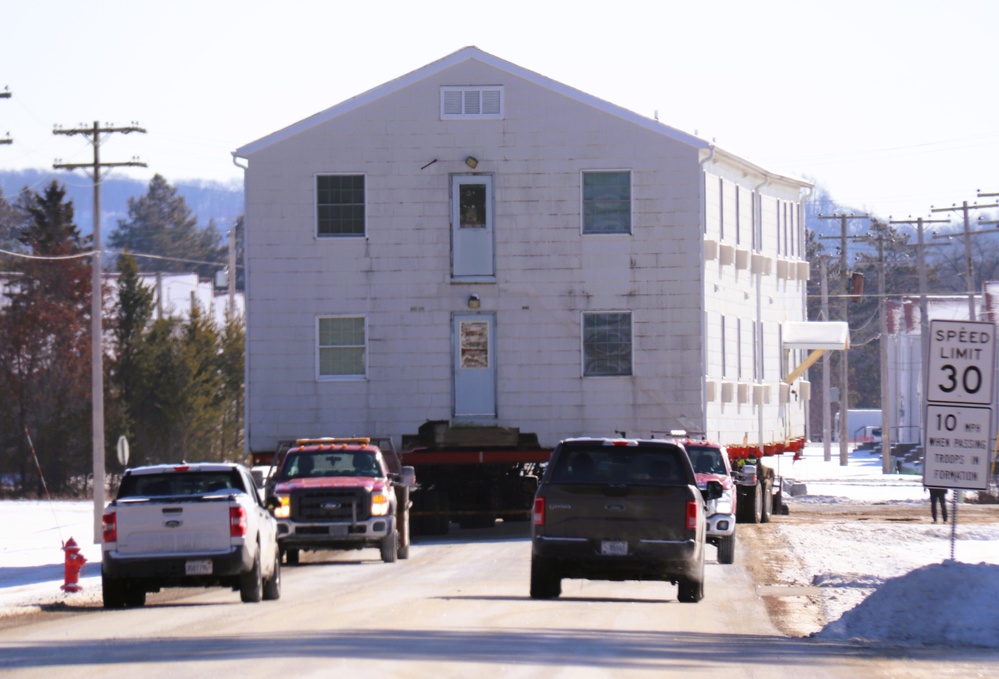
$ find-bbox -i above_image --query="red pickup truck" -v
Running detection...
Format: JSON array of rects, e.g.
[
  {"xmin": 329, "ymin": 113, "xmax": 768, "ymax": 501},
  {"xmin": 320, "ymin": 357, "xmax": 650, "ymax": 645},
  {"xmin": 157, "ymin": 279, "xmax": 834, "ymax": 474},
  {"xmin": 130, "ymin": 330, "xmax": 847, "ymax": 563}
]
[{"xmin": 265, "ymin": 437, "xmax": 415, "ymax": 564}]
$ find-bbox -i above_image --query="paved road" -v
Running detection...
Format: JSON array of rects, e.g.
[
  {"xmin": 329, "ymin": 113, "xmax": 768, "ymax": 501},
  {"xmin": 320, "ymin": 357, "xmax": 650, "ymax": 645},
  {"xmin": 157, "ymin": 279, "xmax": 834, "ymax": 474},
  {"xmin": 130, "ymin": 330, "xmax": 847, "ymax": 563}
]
[{"xmin": 0, "ymin": 522, "xmax": 993, "ymax": 678}]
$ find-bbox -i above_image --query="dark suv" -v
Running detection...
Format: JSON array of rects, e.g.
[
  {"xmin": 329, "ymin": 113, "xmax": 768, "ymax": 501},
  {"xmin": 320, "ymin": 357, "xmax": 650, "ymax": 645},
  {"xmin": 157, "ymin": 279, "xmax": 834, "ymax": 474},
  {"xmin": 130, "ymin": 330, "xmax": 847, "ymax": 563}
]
[{"xmin": 530, "ymin": 437, "xmax": 720, "ymax": 603}]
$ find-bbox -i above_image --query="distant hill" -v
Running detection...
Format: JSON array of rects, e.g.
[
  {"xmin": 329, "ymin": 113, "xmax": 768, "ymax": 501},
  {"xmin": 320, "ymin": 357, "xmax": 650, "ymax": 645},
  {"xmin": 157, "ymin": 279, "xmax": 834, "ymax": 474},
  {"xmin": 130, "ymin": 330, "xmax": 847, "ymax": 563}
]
[{"xmin": 0, "ymin": 169, "xmax": 243, "ymax": 237}]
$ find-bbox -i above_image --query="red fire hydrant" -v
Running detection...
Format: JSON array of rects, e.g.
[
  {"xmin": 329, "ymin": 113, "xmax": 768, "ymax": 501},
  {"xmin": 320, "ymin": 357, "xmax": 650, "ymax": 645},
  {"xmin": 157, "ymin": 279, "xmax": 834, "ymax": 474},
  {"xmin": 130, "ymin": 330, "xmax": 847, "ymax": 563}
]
[{"xmin": 61, "ymin": 537, "xmax": 87, "ymax": 593}]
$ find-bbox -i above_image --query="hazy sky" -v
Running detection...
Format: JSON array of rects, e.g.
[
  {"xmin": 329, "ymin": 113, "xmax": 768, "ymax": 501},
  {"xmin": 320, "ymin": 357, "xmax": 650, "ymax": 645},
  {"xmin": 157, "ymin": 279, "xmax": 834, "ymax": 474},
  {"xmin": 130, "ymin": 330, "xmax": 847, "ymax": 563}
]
[{"xmin": 3, "ymin": 0, "xmax": 998, "ymax": 223}]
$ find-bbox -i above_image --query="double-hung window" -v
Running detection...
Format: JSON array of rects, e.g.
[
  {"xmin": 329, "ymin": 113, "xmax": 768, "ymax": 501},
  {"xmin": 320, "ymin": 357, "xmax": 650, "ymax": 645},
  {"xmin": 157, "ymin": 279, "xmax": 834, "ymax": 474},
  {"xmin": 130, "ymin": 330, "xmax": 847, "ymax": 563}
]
[
  {"xmin": 317, "ymin": 175, "xmax": 365, "ymax": 237},
  {"xmin": 318, "ymin": 317, "xmax": 366, "ymax": 378},
  {"xmin": 582, "ymin": 171, "xmax": 631, "ymax": 234},
  {"xmin": 583, "ymin": 312, "xmax": 633, "ymax": 377}
]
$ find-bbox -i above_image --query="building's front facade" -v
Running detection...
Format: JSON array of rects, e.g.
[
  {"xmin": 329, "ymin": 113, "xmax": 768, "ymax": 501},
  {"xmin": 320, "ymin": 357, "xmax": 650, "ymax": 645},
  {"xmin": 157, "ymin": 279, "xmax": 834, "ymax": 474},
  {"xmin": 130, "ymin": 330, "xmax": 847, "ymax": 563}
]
[{"xmin": 236, "ymin": 47, "xmax": 812, "ymax": 455}]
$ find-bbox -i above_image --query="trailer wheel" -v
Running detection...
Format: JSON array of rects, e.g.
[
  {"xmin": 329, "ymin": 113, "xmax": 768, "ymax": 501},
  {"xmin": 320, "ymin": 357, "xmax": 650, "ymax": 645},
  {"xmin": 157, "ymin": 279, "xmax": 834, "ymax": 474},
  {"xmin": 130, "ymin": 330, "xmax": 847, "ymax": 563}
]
[
  {"xmin": 760, "ymin": 477, "xmax": 773, "ymax": 524},
  {"xmin": 716, "ymin": 535, "xmax": 736, "ymax": 564}
]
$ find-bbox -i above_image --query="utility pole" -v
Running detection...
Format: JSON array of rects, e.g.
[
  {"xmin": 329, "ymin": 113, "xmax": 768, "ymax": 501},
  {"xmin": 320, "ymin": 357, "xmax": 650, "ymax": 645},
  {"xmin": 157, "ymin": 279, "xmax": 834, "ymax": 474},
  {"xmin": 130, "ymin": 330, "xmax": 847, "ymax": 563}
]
[
  {"xmin": 930, "ymin": 199, "xmax": 999, "ymax": 321},
  {"xmin": 1, "ymin": 87, "xmax": 11, "ymax": 145},
  {"xmin": 53, "ymin": 121, "xmax": 146, "ymax": 543},
  {"xmin": 819, "ymin": 214, "xmax": 869, "ymax": 465},
  {"xmin": 820, "ymin": 257, "xmax": 832, "ymax": 462},
  {"xmin": 889, "ymin": 216, "xmax": 949, "ymax": 454}
]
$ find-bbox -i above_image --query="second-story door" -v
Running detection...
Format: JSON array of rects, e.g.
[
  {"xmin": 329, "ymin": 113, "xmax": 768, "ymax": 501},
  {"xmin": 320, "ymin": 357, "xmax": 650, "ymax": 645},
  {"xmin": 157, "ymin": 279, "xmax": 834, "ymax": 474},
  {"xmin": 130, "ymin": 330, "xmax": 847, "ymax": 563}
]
[{"xmin": 451, "ymin": 174, "xmax": 494, "ymax": 279}]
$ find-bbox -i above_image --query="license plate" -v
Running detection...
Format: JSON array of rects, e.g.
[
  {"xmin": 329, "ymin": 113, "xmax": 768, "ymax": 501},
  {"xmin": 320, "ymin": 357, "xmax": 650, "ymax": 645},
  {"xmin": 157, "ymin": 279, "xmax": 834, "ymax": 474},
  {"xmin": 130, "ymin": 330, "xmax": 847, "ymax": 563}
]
[
  {"xmin": 185, "ymin": 559, "xmax": 213, "ymax": 575},
  {"xmin": 601, "ymin": 541, "xmax": 628, "ymax": 556},
  {"xmin": 329, "ymin": 525, "xmax": 348, "ymax": 537}
]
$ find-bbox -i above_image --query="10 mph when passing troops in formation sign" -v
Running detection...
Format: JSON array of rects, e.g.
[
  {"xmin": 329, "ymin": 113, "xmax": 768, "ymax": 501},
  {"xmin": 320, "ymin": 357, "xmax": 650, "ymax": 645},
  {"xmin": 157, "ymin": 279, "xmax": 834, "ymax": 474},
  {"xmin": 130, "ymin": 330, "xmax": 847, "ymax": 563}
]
[{"xmin": 924, "ymin": 319, "xmax": 995, "ymax": 491}]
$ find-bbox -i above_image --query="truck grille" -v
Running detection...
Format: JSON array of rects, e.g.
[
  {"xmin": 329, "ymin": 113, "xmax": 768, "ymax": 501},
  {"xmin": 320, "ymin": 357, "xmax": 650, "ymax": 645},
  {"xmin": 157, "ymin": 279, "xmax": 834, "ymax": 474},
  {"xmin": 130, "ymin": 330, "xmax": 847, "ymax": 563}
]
[{"xmin": 292, "ymin": 488, "xmax": 369, "ymax": 522}]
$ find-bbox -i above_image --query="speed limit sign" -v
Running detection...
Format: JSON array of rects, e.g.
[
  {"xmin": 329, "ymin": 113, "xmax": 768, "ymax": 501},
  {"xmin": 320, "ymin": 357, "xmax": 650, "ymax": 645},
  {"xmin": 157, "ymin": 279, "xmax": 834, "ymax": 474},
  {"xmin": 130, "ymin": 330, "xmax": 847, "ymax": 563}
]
[{"xmin": 927, "ymin": 320, "xmax": 995, "ymax": 406}]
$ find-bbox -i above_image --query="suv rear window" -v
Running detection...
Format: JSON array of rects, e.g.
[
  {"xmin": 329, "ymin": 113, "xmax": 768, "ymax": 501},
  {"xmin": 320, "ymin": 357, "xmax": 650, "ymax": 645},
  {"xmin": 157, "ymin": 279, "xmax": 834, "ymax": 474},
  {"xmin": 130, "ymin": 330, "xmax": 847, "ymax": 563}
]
[
  {"xmin": 118, "ymin": 471, "xmax": 244, "ymax": 498},
  {"xmin": 549, "ymin": 444, "xmax": 687, "ymax": 485}
]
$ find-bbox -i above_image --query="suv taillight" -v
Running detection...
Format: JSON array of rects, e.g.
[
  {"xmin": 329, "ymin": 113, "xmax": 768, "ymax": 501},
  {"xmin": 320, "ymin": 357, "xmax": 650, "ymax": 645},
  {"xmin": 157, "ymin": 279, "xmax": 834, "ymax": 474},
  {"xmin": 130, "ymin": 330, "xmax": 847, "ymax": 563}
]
[
  {"xmin": 532, "ymin": 497, "xmax": 545, "ymax": 526},
  {"xmin": 230, "ymin": 506, "xmax": 247, "ymax": 537},
  {"xmin": 102, "ymin": 510, "xmax": 117, "ymax": 543},
  {"xmin": 686, "ymin": 500, "xmax": 698, "ymax": 530}
]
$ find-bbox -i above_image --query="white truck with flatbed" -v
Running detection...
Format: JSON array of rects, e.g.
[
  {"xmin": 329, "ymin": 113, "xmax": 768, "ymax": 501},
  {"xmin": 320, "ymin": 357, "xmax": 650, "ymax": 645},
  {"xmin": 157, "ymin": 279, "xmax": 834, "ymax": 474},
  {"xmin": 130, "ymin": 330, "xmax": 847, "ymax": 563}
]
[{"xmin": 101, "ymin": 462, "xmax": 281, "ymax": 608}]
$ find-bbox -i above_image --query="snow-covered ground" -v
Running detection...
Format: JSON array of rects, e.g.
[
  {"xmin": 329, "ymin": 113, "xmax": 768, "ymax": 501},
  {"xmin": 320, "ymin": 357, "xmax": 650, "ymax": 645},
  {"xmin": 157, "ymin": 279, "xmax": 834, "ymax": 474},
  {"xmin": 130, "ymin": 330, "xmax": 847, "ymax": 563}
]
[
  {"xmin": 1, "ymin": 444, "xmax": 997, "ymax": 650},
  {"xmin": 769, "ymin": 444, "xmax": 999, "ymax": 648}
]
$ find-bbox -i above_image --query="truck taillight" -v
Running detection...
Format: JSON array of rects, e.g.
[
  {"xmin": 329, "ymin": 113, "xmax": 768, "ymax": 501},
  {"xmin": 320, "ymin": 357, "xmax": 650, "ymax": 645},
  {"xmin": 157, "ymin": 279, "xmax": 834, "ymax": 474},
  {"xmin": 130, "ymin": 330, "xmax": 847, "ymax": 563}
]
[
  {"xmin": 102, "ymin": 510, "xmax": 117, "ymax": 543},
  {"xmin": 686, "ymin": 500, "xmax": 698, "ymax": 530},
  {"xmin": 230, "ymin": 506, "xmax": 247, "ymax": 537},
  {"xmin": 533, "ymin": 497, "xmax": 545, "ymax": 526}
]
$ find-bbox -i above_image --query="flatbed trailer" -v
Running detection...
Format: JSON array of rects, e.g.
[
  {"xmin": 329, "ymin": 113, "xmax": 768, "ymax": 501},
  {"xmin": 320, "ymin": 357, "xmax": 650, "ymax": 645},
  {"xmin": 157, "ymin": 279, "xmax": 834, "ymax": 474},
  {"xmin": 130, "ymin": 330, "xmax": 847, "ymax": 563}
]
[{"xmin": 401, "ymin": 421, "xmax": 551, "ymax": 535}]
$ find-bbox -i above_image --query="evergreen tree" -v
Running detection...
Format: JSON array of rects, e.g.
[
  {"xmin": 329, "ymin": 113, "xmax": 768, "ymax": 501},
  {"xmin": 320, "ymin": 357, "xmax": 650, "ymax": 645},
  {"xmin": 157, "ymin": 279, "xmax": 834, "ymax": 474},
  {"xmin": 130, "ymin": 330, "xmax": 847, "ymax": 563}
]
[
  {"xmin": 0, "ymin": 181, "xmax": 92, "ymax": 495},
  {"xmin": 107, "ymin": 251, "xmax": 154, "ymax": 466},
  {"xmin": 218, "ymin": 310, "xmax": 245, "ymax": 460},
  {"xmin": 109, "ymin": 174, "xmax": 224, "ymax": 278}
]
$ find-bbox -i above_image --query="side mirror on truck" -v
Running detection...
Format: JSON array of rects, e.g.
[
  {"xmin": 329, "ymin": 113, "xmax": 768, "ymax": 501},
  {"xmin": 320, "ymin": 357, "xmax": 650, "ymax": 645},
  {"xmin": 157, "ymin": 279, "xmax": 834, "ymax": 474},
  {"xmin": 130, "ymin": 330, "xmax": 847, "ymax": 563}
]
[
  {"xmin": 399, "ymin": 466, "xmax": 417, "ymax": 487},
  {"xmin": 703, "ymin": 480, "xmax": 724, "ymax": 501}
]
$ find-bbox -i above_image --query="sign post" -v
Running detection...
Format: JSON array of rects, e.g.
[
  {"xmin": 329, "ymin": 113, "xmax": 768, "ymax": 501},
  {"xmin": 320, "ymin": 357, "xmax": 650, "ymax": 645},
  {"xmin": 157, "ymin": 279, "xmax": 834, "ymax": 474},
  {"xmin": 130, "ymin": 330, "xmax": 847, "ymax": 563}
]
[{"xmin": 924, "ymin": 319, "xmax": 996, "ymax": 558}]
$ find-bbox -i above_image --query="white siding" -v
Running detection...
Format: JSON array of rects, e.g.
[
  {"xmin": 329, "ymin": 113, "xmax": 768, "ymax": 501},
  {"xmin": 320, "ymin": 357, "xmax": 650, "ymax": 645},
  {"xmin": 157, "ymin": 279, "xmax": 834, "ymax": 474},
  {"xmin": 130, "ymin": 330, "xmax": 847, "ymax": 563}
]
[{"xmin": 241, "ymin": 51, "xmax": 808, "ymax": 453}]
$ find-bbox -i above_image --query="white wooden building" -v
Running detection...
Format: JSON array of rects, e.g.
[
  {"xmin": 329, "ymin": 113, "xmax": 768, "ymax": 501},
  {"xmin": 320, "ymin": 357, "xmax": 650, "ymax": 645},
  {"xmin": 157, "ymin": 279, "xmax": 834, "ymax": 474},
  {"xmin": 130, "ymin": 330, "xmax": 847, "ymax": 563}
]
[{"xmin": 235, "ymin": 47, "xmax": 814, "ymax": 455}]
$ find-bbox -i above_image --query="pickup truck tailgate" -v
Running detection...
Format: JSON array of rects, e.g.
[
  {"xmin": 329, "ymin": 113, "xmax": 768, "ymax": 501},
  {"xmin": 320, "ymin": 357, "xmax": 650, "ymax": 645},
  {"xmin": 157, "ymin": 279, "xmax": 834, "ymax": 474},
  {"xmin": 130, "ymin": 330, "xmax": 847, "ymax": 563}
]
[
  {"xmin": 542, "ymin": 484, "xmax": 692, "ymax": 541},
  {"xmin": 114, "ymin": 496, "xmax": 234, "ymax": 555}
]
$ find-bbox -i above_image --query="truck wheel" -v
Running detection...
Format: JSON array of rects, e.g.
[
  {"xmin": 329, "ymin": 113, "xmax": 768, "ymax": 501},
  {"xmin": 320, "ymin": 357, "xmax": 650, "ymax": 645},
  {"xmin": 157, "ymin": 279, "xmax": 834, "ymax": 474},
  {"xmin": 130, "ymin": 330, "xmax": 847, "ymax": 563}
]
[
  {"xmin": 760, "ymin": 477, "xmax": 773, "ymax": 524},
  {"xmin": 124, "ymin": 585, "xmax": 146, "ymax": 608},
  {"xmin": 677, "ymin": 549, "xmax": 706, "ymax": 602},
  {"xmin": 741, "ymin": 480, "xmax": 763, "ymax": 524},
  {"xmin": 717, "ymin": 535, "xmax": 736, "ymax": 564},
  {"xmin": 677, "ymin": 577, "xmax": 704, "ymax": 603},
  {"xmin": 240, "ymin": 551, "xmax": 263, "ymax": 603},
  {"xmin": 102, "ymin": 571, "xmax": 127, "ymax": 609},
  {"xmin": 530, "ymin": 557, "xmax": 561, "ymax": 599},
  {"xmin": 283, "ymin": 548, "xmax": 299, "ymax": 565},
  {"xmin": 263, "ymin": 551, "xmax": 281, "ymax": 601},
  {"xmin": 380, "ymin": 524, "xmax": 398, "ymax": 563}
]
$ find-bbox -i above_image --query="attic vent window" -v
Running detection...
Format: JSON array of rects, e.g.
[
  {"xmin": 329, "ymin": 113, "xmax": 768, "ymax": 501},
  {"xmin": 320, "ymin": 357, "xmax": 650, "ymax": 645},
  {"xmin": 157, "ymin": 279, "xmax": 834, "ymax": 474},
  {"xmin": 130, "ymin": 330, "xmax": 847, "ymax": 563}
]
[{"xmin": 441, "ymin": 86, "xmax": 504, "ymax": 119}]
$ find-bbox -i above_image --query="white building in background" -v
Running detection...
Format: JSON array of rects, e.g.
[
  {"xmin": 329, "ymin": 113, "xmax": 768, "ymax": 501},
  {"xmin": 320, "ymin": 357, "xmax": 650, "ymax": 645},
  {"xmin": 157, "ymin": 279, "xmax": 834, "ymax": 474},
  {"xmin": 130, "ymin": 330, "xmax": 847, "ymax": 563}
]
[
  {"xmin": 234, "ymin": 46, "xmax": 814, "ymax": 457},
  {"xmin": 885, "ymin": 293, "xmax": 992, "ymax": 445},
  {"xmin": 2, "ymin": 273, "xmax": 243, "ymax": 327},
  {"xmin": 109, "ymin": 273, "xmax": 243, "ymax": 327}
]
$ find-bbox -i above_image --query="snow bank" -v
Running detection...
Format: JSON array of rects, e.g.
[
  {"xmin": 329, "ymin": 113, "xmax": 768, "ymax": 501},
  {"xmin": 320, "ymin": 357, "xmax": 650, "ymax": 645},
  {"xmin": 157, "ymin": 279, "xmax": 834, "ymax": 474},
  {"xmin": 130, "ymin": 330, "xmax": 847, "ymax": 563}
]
[{"xmin": 817, "ymin": 561, "xmax": 999, "ymax": 648}]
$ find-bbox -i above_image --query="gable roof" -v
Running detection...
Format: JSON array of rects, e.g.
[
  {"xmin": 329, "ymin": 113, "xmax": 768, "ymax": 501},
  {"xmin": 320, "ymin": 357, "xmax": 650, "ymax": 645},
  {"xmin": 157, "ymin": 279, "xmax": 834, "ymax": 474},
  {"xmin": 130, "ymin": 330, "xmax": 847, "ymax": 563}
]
[
  {"xmin": 237, "ymin": 46, "xmax": 707, "ymax": 156},
  {"xmin": 234, "ymin": 46, "xmax": 809, "ymax": 189}
]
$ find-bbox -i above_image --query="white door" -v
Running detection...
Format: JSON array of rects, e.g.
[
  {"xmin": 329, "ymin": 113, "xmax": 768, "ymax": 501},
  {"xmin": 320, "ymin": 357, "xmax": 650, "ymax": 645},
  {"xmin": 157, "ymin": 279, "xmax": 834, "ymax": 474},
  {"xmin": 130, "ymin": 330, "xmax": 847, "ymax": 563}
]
[
  {"xmin": 453, "ymin": 313, "xmax": 496, "ymax": 419},
  {"xmin": 451, "ymin": 174, "xmax": 494, "ymax": 278}
]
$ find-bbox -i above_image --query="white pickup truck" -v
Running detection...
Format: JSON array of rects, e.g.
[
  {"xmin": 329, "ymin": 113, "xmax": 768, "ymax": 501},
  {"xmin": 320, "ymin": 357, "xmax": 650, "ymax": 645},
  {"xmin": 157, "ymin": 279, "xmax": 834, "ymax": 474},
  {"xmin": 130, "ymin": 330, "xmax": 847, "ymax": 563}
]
[{"xmin": 101, "ymin": 462, "xmax": 281, "ymax": 608}]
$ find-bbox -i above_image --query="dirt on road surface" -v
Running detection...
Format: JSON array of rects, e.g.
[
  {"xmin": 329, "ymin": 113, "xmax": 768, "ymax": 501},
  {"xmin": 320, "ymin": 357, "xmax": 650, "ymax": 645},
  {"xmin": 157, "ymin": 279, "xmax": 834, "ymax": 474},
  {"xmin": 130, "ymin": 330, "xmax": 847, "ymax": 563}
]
[{"xmin": 741, "ymin": 502, "xmax": 999, "ymax": 638}]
